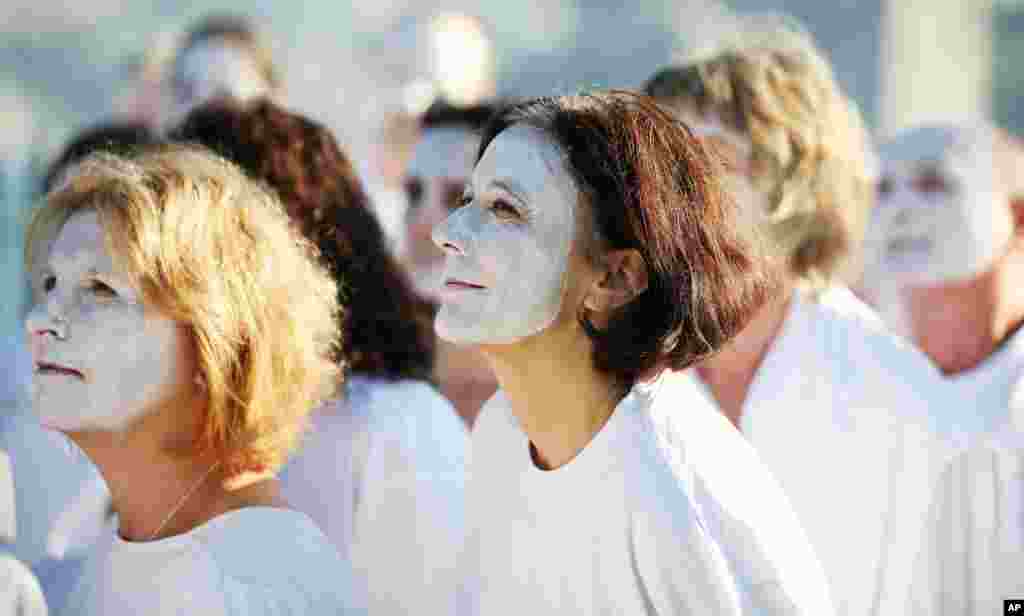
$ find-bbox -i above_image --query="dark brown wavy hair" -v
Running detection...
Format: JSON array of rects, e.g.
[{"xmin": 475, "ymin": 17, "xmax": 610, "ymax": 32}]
[{"xmin": 174, "ymin": 98, "xmax": 435, "ymax": 382}]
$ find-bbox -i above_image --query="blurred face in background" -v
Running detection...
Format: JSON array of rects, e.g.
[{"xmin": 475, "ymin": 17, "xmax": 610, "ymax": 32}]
[
  {"xmin": 164, "ymin": 39, "xmax": 271, "ymax": 133},
  {"xmin": 861, "ymin": 126, "xmax": 1013, "ymax": 344},
  {"xmin": 403, "ymin": 125, "xmax": 481, "ymax": 299}
]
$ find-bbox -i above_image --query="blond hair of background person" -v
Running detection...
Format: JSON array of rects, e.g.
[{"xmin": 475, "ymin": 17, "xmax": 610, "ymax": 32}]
[
  {"xmin": 24, "ymin": 145, "xmax": 363, "ymax": 615},
  {"xmin": 644, "ymin": 19, "xmax": 963, "ymax": 616}
]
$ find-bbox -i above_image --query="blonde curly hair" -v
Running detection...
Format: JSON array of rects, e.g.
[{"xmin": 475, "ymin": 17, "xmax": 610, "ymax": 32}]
[
  {"xmin": 25, "ymin": 144, "xmax": 342, "ymax": 475},
  {"xmin": 645, "ymin": 21, "xmax": 874, "ymax": 286}
]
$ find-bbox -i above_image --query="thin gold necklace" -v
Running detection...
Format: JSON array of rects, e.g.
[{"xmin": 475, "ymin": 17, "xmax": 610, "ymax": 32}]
[{"xmin": 147, "ymin": 461, "xmax": 221, "ymax": 541}]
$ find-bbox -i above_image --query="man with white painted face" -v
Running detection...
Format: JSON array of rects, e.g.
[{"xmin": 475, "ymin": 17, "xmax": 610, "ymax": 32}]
[
  {"xmin": 160, "ymin": 14, "xmax": 277, "ymax": 134},
  {"xmin": 645, "ymin": 22, "xmax": 963, "ymax": 616},
  {"xmin": 859, "ymin": 123, "xmax": 1024, "ymax": 614},
  {"xmin": 25, "ymin": 145, "xmax": 363, "ymax": 615},
  {"xmin": 442, "ymin": 91, "xmax": 834, "ymax": 615},
  {"xmin": 404, "ymin": 100, "xmax": 502, "ymax": 426}
]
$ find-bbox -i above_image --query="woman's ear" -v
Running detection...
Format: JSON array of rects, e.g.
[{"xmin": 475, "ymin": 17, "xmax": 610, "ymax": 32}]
[
  {"xmin": 583, "ymin": 249, "xmax": 649, "ymax": 316},
  {"xmin": 1011, "ymin": 196, "xmax": 1024, "ymax": 235}
]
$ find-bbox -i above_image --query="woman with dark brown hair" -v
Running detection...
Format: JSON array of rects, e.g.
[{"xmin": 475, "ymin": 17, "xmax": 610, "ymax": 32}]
[
  {"xmin": 174, "ymin": 99, "xmax": 467, "ymax": 616},
  {"xmin": 441, "ymin": 91, "xmax": 833, "ymax": 614}
]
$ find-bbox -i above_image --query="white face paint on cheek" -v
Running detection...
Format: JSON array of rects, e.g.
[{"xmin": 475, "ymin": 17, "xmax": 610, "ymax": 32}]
[
  {"xmin": 27, "ymin": 212, "xmax": 192, "ymax": 433},
  {"xmin": 433, "ymin": 125, "xmax": 577, "ymax": 345}
]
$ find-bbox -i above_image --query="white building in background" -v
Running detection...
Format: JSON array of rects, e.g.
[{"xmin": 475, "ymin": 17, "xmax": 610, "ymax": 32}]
[{"xmin": 879, "ymin": 0, "xmax": 993, "ymax": 134}]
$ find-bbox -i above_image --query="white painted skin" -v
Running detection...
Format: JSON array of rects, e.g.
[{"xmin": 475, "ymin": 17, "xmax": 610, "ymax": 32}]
[
  {"xmin": 405, "ymin": 126, "xmax": 481, "ymax": 299},
  {"xmin": 432, "ymin": 125, "xmax": 576, "ymax": 345},
  {"xmin": 164, "ymin": 40, "xmax": 271, "ymax": 132},
  {"xmin": 863, "ymin": 125, "xmax": 1012, "ymax": 287},
  {"xmin": 24, "ymin": 211, "xmax": 194, "ymax": 433}
]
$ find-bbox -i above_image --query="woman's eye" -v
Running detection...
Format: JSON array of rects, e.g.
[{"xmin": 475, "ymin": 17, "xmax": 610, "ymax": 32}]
[
  {"xmin": 88, "ymin": 280, "xmax": 118, "ymax": 298},
  {"xmin": 458, "ymin": 194, "xmax": 474, "ymax": 208},
  {"xmin": 491, "ymin": 199, "xmax": 520, "ymax": 219},
  {"xmin": 42, "ymin": 275, "xmax": 56, "ymax": 294}
]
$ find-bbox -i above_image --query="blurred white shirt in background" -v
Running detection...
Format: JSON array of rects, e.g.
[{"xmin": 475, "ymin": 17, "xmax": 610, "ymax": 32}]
[{"xmin": 681, "ymin": 286, "xmax": 965, "ymax": 616}]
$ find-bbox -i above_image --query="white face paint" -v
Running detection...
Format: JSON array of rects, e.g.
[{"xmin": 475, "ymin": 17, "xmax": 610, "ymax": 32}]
[
  {"xmin": 432, "ymin": 125, "xmax": 576, "ymax": 344},
  {"xmin": 404, "ymin": 126, "xmax": 481, "ymax": 299},
  {"xmin": 862, "ymin": 125, "xmax": 1012, "ymax": 288},
  {"xmin": 24, "ymin": 211, "xmax": 194, "ymax": 432},
  {"xmin": 164, "ymin": 40, "xmax": 271, "ymax": 132}
]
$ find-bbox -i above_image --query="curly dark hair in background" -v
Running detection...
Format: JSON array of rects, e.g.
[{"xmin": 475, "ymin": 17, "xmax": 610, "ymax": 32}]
[
  {"xmin": 42, "ymin": 122, "xmax": 155, "ymax": 194},
  {"xmin": 174, "ymin": 98, "xmax": 435, "ymax": 382}
]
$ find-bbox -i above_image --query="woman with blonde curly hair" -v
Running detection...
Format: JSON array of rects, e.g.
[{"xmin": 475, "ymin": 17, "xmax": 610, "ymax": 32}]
[
  {"xmin": 644, "ymin": 20, "xmax": 962, "ymax": 616},
  {"xmin": 24, "ymin": 145, "xmax": 363, "ymax": 614}
]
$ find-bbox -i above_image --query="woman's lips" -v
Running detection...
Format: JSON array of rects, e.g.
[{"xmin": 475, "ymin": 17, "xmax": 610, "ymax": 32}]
[
  {"xmin": 444, "ymin": 278, "xmax": 487, "ymax": 291},
  {"xmin": 35, "ymin": 361, "xmax": 84, "ymax": 379}
]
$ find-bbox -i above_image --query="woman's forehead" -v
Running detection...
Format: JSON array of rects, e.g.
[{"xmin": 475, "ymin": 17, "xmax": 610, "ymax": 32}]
[
  {"xmin": 46, "ymin": 210, "xmax": 122, "ymax": 275},
  {"xmin": 473, "ymin": 125, "xmax": 567, "ymax": 189}
]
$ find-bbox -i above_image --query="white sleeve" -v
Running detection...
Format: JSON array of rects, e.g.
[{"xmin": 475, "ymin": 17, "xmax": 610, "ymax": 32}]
[
  {"xmin": 629, "ymin": 506, "xmax": 744, "ymax": 616},
  {"xmin": 909, "ymin": 447, "xmax": 1001, "ymax": 616},
  {"xmin": 0, "ymin": 553, "xmax": 48, "ymax": 616},
  {"xmin": 350, "ymin": 384, "xmax": 467, "ymax": 616}
]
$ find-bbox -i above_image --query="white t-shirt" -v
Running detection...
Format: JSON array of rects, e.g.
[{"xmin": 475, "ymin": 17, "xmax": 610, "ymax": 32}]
[
  {"xmin": 683, "ymin": 286, "xmax": 963, "ymax": 616},
  {"xmin": 278, "ymin": 376, "xmax": 467, "ymax": 616},
  {"xmin": 62, "ymin": 507, "xmax": 364, "ymax": 615},
  {"xmin": 909, "ymin": 430, "xmax": 1024, "ymax": 616},
  {"xmin": 908, "ymin": 331, "xmax": 1024, "ymax": 615},
  {"xmin": 0, "ymin": 552, "xmax": 48, "ymax": 616},
  {"xmin": 944, "ymin": 326, "xmax": 1024, "ymax": 437},
  {"xmin": 461, "ymin": 373, "xmax": 835, "ymax": 615}
]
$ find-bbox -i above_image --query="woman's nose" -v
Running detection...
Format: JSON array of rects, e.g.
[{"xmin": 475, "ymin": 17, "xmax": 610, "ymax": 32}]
[
  {"xmin": 25, "ymin": 289, "xmax": 70, "ymax": 339},
  {"xmin": 432, "ymin": 208, "xmax": 467, "ymax": 257}
]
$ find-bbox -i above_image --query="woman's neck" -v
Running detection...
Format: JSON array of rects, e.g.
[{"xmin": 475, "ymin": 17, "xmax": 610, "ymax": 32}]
[
  {"xmin": 72, "ymin": 432, "xmax": 281, "ymax": 542},
  {"xmin": 696, "ymin": 278, "xmax": 795, "ymax": 429},
  {"xmin": 481, "ymin": 326, "xmax": 627, "ymax": 470}
]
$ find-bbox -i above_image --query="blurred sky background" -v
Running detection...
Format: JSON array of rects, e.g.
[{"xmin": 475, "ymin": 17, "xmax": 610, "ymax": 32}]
[{"xmin": 0, "ymin": 0, "xmax": 1022, "ymax": 338}]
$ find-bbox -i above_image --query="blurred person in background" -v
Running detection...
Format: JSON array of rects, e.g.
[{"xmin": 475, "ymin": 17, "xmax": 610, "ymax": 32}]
[
  {"xmin": 862, "ymin": 123, "xmax": 1024, "ymax": 436},
  {"xmin": 25, "ymin": 145, "xmax": 361, "ymax": 615},
  {"xmin": 644, "ymin": 20, "xmax": 962, "ymax": 616},
  {"xmin": 858, "ymin": 123, "xmax": 1024, "ymax": 613},
  {"xmin": 160, "ymin": 14, "xmax": 278, "ymax": 134},
  {"xmin": 175, "ymin": 99, "xmax": 467, "ymax": 616},
  {"xmin": 0, "ymin": 122, "xmax": 154, "ymax": 614},
  {"xmin": 447, "ymin": 90, "xmax": 834, "ymax": 614},
  {"xmin": 403, "ymin": 99, "xmax": 501, "ymax": 426},
  {"xmin": 112, "ymin": 32, "xmax": 177, "ymax": 131}
]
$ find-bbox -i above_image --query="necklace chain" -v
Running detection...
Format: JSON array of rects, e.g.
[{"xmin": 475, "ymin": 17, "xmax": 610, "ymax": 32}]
[{"xmin": 148, "ymin": 461, "xmax": 221, "ymax": 541}]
